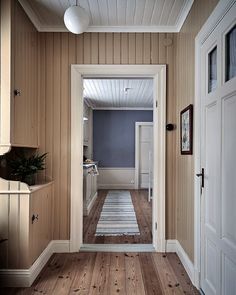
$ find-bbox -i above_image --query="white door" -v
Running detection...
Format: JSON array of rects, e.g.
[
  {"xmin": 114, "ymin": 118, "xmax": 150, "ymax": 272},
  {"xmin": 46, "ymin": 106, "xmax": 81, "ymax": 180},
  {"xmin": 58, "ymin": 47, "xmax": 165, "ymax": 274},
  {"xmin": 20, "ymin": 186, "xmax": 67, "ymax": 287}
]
[
  {"xmin": 199, "ymin": 2, "xmax": 236, "ymax": 294},
  {"xmin": 137, "ymin": 123, "xmax": 153, "ymax": 189}
]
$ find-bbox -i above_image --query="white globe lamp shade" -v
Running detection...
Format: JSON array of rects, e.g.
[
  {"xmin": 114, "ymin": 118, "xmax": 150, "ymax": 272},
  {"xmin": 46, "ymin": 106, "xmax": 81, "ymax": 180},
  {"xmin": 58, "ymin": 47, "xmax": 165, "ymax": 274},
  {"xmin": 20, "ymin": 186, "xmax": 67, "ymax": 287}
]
[{"xmin": 64, "ymin": 6, "xmax": 89, "ymax": 34}]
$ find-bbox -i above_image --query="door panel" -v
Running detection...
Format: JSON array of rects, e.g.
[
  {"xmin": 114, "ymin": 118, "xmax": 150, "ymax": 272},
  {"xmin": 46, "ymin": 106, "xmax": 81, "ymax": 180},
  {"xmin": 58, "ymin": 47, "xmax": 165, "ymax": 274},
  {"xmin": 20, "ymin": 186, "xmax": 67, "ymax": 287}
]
[
  {"xmin": 200, "ymin": 2, "xmax": 236, "ymax": 294},
  {"xmin": 205, "ymin": 103, "xmax": 217, "ymax": 233},
  {"xmin": 139, "ymin": 124, "xmax": 153, "ymax": 189},
  {"xmin": 222, "ymin": 94, "xmax": 236, "ymax": 246}
]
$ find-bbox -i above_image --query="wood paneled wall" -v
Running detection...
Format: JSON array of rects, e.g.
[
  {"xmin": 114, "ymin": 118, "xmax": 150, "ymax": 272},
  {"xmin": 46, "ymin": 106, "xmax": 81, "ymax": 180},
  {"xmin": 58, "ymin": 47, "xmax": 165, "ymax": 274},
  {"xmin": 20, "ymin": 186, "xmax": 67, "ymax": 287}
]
[
  {"xmin": 38, "ymin": 32, "xmax": 177, "ymax": 240},
  {"xmin": 175, "ymin": 0, "xmax": 218, "ymax": 262}
]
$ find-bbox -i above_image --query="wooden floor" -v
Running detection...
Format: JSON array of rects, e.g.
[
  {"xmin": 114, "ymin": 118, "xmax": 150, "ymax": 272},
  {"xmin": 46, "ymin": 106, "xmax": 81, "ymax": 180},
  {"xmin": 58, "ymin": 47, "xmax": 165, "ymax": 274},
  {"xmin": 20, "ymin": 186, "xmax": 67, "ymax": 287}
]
[
  {"xmin": 83, "ymin": 189, "xmax": 152, "ymax": 244},
  {"xmin": 2, "ymin": 252, "xmax": 199, "ymax": 295}
]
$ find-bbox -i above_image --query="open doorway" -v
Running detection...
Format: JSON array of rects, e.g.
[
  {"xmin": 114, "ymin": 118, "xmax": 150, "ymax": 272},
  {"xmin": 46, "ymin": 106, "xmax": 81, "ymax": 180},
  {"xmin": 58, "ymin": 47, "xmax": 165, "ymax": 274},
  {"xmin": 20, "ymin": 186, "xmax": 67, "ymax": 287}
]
[
  {"xmin": 70, "ymin": 65, "xmax": 166, "ymax": 252},
  {"xmin": 82, "ymin": 78, "xmax": 153, "ymax": 244}
]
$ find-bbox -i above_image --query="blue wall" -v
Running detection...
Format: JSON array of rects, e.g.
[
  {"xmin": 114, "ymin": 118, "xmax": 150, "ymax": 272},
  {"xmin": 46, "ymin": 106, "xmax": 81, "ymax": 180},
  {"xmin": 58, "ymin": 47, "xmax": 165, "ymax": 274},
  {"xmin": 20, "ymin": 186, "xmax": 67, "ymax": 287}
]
[{"xmin": 93, "ymin": 110, "xmax": 153, "ymax": 167}]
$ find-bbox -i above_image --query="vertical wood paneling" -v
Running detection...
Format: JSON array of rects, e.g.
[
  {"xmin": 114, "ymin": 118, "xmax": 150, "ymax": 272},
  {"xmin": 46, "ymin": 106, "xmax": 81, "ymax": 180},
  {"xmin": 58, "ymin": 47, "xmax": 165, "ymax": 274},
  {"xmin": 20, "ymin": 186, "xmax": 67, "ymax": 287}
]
[
  {"xmin": 135, "ymin": 33, "xmax": 143, "ymax": 63},
  {"xmin": 151, "ymin": 33, "xmax": 159, "ymax": 64},
  {"xmin": 165, "ymin": 33, "xmax": 176, "ymax": 239},
  {"xmin": 52, "ymin": 33, "xmax": 61, "ymax": 239},
  {"xmin": 143, "ymin": 33, "xmax": 151, "ymax": 64},
  {"xmin": 98, "ymin": 33, "xmax": 106, "ymax": 64},
  {"xmin": 121, "ymin": 33, "xmax": 128, "ymax": 64},
  {"xmin": 83, "ymin": 33, "xmax": 91, "ymax": 64},
  {"xmin": 113, "ymin": 33, "xmax": 120, "ymax": 64},
  {"xmin": 38, "ymin": 33, "xmax": 46, "ymax": 182},
  {"xmin": 60, "ymin": 33, "xmax": 69, "ymax": 239},
  {"xmin": 105, "ymin": 33, "xmax": 113, "ymax": 64},
  {"xmin": 128, "ymin": 33, "xmax": 136, "ymax": 64},
  {"xmin": 91, "ymin": 33, "xmax": 99, "ymax": 64},
  {"xmin": 45, "ymin": 33, "xmax": 54, "ymax": 181},
  {"xmin": 76, "ymin": 34, "xmax": 84, "ymax": 64},
  {"xmin": 158, "ymin": 33, "xmax": 166, "ymax": 64}
]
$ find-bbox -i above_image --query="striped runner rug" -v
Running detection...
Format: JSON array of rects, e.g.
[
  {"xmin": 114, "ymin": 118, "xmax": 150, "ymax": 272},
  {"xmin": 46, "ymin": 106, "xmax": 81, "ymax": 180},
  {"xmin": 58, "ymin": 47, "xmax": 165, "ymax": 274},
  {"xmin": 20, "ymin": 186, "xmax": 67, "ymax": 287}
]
[{"xmin": 95, "ymin": 190, "xmax": 140, "ymax": 236}]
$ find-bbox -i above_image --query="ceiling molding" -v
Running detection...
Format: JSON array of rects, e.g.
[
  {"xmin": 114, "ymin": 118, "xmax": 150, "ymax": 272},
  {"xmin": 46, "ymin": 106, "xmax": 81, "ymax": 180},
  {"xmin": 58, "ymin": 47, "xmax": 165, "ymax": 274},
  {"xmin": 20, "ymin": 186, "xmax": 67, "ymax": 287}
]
[
  {"xmin": 18, "ymin": 0, "xmax": 194, "ymax": 33},
  {"xmin": 175, "ymin": 0, "xmax": 194, "ymax": 31}
]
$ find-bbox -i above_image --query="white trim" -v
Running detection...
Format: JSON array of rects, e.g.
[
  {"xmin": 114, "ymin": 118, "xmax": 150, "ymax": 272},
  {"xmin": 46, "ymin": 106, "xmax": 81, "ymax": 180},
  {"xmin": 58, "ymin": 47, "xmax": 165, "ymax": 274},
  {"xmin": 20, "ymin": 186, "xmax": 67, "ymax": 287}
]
[
  {"xmin": 97, "ymin": 167, "xmax": 135, "ymax": 190},
  {"xmin": 166, "ymin": 240, "xmax": 195, "ymax": 286},
  {"xmin": 92, "ymin": 107, "xmax": 153, "ymax": 111},
  {"xmin": 135, "ymin": 122, "xmax": 153, "ymax": 189},
  {"xmin": 194, "ymin": 0, "xmax": 235, "ymax": 291},
  {"xmin": 0, "ymin": 240, "xmax": 70, "ymax": 287},
  {"xmin": 175, "ymin": 0, "xmax": 194, "ymax": 31},
  {"xmin": 81, "ymin": 244, "xmax": 155, "ymax": 252},
  {"xmin": 83, "ymin": 191, "xmax": 97, "ymax": 215},
  {"xmin": 18, "ymin": 0, "xmax": 193, "ymax": 33},
  {"xmin": 71, "ymin": 65, "xmax": 166, "ymax": 253},
  {"xmin": 175, "ymin": 241, "xmax": 195, "ymax": 286},
  {"xmin": 166, "ymin": 239, "xmax": 177, "ymax": 252}
]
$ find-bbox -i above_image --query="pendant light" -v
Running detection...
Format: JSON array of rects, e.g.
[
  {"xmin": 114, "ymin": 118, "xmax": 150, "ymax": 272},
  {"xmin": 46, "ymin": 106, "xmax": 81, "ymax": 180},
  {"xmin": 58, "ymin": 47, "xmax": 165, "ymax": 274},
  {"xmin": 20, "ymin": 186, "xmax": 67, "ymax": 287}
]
[{"xmin": 64, "ymin": 0, "xmax": 89, "ymax": 34}]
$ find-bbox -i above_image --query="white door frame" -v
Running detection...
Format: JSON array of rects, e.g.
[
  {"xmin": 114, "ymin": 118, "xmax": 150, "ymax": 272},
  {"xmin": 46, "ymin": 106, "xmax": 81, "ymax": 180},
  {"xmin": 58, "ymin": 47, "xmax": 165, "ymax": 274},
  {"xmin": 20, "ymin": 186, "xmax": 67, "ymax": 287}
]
[
  {"xmin": 70, "ymin": 65, "xmax": 166, "ymax": 253},
  {"xmin": 194, "ymin": 0, "xmax": 235, "ymax": 288},
  {"xmin": 135, "ymin": 122, "xmax": 153, "ymax": 189}
]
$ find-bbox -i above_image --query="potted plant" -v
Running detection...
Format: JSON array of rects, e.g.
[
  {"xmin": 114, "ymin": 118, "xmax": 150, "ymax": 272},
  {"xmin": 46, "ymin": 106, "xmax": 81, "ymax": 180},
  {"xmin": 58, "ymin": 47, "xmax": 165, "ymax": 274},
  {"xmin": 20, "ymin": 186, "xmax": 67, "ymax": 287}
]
[{"xmin": 10, "ymin": 152, "xmax": 47, "ymax": 186}]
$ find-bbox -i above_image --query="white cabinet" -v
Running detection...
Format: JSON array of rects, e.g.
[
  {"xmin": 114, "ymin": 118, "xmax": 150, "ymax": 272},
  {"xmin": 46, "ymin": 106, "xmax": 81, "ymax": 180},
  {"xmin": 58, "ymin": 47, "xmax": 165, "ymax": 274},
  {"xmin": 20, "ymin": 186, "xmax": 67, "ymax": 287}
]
[{"xmin": 83, "ymin": 166, "xmax": 97, "ymax": 216}]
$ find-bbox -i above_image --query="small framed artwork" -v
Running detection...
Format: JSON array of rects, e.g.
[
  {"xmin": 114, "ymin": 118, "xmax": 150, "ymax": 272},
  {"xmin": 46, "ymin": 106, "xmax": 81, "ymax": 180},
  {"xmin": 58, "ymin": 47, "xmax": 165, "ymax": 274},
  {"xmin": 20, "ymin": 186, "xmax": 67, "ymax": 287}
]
[{"xmin": 180, "ymin": 104, "xmax": 193, "ymax": 155}]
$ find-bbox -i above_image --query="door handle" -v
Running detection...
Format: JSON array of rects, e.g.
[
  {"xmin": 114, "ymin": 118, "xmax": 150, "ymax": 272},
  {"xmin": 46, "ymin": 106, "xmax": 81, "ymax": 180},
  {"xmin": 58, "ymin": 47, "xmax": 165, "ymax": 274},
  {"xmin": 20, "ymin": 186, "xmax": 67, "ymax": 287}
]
[{"xmin": 196, "ymin": 168, "xmax": 204, "ymax": 189}]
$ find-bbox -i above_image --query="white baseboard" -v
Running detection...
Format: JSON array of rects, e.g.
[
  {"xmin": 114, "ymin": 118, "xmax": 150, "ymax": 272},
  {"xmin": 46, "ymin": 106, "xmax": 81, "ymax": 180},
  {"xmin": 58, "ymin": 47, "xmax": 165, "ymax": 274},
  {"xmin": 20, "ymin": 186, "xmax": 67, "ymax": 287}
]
[
  {"xmin": 81, "ymin": 243, "xmax": 155, "ymax": 252},
  {"xmin": 98, "ymin": 184, "xmax": 135, "ymax": 189},
  {"xmin": 0, "ymin": 240, "xmax": 70, "ymax": 287},
  {"xmin": 98, "ymin": 168, "xmax": 135, "ymax": 189},
  {"xmin": 166, "ymin": 239, "xmax": 195, "ymax": 286},
  {"xmin": 83, "ymin": 192, "xmax": 98, "ymax": 216}
]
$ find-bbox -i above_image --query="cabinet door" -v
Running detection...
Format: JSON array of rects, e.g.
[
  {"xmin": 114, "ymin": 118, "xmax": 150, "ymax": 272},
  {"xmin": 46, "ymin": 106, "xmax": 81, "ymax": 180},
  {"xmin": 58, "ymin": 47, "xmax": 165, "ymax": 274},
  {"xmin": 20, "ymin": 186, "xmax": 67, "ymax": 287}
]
[
  {"xmin": 29, "ymin": 185, "xmax": 53, "ymax": 265},
  {"xmin": 12, "ymin": 1, "xmax": 38, "ymax": 147}
]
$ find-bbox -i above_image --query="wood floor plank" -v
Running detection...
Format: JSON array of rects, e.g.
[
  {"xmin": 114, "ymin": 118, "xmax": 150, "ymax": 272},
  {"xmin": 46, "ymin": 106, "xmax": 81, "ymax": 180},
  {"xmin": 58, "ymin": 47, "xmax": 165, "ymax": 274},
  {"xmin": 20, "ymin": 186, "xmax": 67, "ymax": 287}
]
[
  {"xmin": 68, "ymin": 252, "xmax": 96, "ymax": 294},
  {"xmin": 152, "ymin": 253, "xmax": 184, "ymax": 294},
  {"xmin": 139, "ymin": 252, "xmax": 164, "ymax": 295},
  {"xmin": 51, "ymin": 254, "xmax": 78, "ymax": 295},
  {"xmin": 4, "ymin": 253, "xmax": 199, "ymax": 295},
  {"xmin": 124, "ymin": 253, "xmax": 146, "ymax": 295},
  {"xmin": 88, "ymin": 252, "xmax": 111, "ymax": 295},
  {"xmin": 167, "ymin": 253, "xmax": 199, "ymax": 295},
  {"xmin": 108, "ymin": 253, "xmax": 126, "ymax": 294},
  {"xmin": 31, "ymin": 253, "xmax": 68, "ymax": 294}
]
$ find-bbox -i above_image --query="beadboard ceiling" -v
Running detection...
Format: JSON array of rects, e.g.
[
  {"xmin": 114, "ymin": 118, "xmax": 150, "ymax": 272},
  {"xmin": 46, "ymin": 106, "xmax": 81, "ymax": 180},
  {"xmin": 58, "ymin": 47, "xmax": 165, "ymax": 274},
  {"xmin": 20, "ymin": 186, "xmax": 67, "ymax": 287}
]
[
  {"xmin": 83, "ymin": 78, "xmax": 153, "ymax": 109},
  {"xmin": 18, "ymin": 0, "xmax": 194, "ymax": 32}
]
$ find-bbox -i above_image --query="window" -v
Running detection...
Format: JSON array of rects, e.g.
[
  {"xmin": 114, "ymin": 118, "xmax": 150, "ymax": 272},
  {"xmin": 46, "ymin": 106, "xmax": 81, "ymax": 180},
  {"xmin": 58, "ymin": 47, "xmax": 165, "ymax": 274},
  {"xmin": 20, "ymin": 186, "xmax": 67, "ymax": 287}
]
[
  {"xmin": 208, "ymin": 46, "xmax": 217, "ymax": 93},
  {"xmin": 226, "ymin": 24, "xmax": 236, "ymax": 82}
]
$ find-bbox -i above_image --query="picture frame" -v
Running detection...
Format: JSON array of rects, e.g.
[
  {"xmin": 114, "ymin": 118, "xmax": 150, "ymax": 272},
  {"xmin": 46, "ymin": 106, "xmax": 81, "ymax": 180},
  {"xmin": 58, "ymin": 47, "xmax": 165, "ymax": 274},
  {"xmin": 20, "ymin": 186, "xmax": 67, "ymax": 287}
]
[{"xmin": 180, "ymin": 104, "xmax": 193, "ymax": 155}]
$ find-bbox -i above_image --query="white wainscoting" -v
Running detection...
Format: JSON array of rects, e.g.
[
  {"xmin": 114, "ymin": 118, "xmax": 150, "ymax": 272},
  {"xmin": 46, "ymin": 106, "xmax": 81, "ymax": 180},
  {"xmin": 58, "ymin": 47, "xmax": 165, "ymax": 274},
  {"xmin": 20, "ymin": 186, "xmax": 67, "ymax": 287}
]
[{"xmin": 97, "ymin": 168, "xmax": 135, "ymax": 189}]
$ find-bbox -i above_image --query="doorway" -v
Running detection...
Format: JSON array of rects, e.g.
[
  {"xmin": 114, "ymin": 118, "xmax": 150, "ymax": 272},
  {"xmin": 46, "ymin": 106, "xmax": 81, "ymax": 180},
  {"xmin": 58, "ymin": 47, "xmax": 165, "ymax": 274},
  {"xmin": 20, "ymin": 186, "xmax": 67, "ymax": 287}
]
[{"xmin": 70, "ymin": 65, "xmax": 166, "ymax": 252}]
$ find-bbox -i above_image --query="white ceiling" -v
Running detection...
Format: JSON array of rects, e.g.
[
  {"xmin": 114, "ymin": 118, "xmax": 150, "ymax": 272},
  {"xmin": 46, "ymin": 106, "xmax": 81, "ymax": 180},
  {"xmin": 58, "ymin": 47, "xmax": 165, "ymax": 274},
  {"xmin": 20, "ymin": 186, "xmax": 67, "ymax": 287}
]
[
  {"xmin": 19, "ymin": 0, "xmax": 194, "ymax": 32},
  {"xmin": 83, "ymin": 78, "xmax": 153, "ymax": 109}
]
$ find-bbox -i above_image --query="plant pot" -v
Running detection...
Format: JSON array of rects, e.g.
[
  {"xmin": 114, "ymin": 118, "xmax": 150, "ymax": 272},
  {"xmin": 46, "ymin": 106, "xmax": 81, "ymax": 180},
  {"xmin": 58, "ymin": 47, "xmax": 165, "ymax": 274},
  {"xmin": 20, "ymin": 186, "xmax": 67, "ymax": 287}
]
[{"xmin": 23, "ymin": 174, "xmax": 36, "ymax": 186}]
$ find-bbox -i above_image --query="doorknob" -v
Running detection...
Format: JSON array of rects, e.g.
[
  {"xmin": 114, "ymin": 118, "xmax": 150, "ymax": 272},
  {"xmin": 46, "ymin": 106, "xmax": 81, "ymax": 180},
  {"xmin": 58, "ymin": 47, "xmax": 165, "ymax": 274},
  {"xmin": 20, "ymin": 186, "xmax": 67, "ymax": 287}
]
[{"xmin": 196, "ymin": 168, "xmax": 205, "ymax": 189}]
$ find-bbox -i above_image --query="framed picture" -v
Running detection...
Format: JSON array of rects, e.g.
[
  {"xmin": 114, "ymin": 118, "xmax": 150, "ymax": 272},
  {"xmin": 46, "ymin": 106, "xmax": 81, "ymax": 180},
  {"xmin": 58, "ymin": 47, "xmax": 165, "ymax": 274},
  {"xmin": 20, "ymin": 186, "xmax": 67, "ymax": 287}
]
[{"xmin": 180, "ymin": 104, "xmax": 193, "ymax": 155}]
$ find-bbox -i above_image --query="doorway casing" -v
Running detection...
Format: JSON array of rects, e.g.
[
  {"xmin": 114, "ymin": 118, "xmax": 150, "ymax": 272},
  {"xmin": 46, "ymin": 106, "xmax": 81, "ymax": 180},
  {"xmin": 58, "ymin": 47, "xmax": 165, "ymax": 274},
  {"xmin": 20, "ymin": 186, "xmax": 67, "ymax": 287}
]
[{"xmin": 70, "ymin": 65, "xmax": 166, "ymax": 252}]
